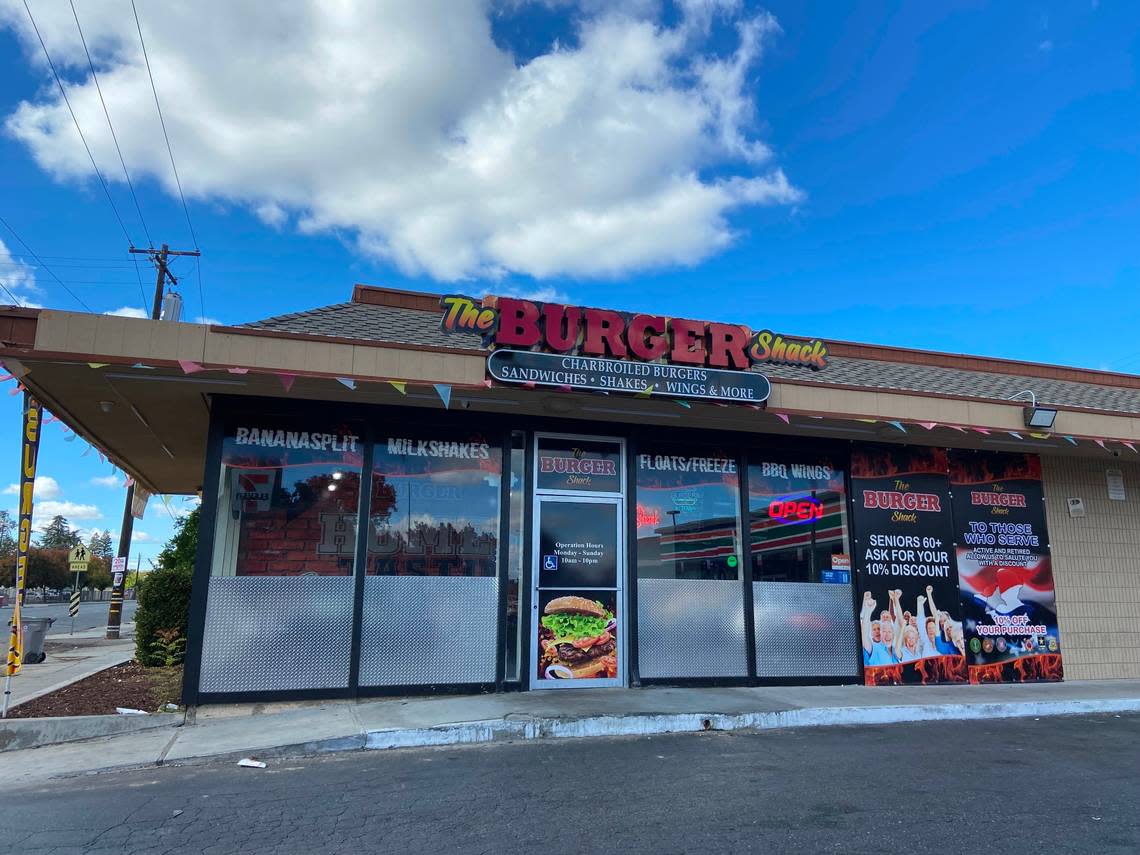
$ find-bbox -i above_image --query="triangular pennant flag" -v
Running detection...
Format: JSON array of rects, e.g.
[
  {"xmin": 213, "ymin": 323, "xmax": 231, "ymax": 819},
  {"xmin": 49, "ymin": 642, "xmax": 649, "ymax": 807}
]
[
  {"xmin": 336, "ymin": 377, "xmax": 356, "ymax": 390},
  {"xmin": 1123, "ymin": 441, "xmax": 1137, "ymax": 453},
  {"xmin": 277, "ymin": 372, "xmax": 297, "ymax": 392},
  {"xmin": 131, "ymin": 362, "xmax": 154, "ymax": 369},
  {"xmin": 1063, "ymin": 436, "xmax": 1078, "ymax": 445},
  {"xmin": 8, "ymin": 385, "xmax": 21, "ymax": 396},
  {"xmin": 854, "ymin": 419, "xmax": 878, "ymax": 424},
  {"xmin": 87, "ymin": 362, "xmax": 109, "ymax": 369},
  {"xmin": 1029, "ymin": 432, "xmax": 1051, "ymax": 440},
  {"xmin": 482, "ymin": 379, "xmax": 493, "ymax": 388},
  {"xmin": 635, "ymin": 385, "xmax": 655, "ymax": 398},
  {"xmin": 918, "ymin": 422, "xmax": 937, "ymax": 431},
  {"xmin": 45, "ymin": 414, "xmax": 59, "ymax": 424},
  {"xmin": 973, "ymin": 427, "xmax": 991, "ymax": 435},
  {"xmin": 675, "ymin": 400, "xmax": 691, "ymax": 409},
  {"xmin": 124, "ymin": 477, "xmax": 135, "ymax": 488},
  {"xmin": 522, "ymin": 382, "xmax": 536, "ymax": 389},
  {"xmin": 81, "ymin": 444, "xmax": 92, "ymax": 457},
  {"xmin": 433, "ymin": 384, "xmax": 452, "ymax": 409},
  {"xmin": 558, "ymin": 384, "xmax": 572, "ymax": 392},
  {"xmin": 775, "ymin": 413, "xmax": 790, "ymax": 424},
  {"xmin": 63, "ymin": 432, "xmax": 77, "ymax": 442},
  {"xmin": 746, "ymin": 404, "xmax": 763, "ymax": 411},
  {"xmin": 227, "ymin": 367, "xmax": 249, "ymax": 375},
  {"xmin": 888, "ymin": 421, "xmax": 907, "ymax": 433},
  {"xmin": 947, "ymin": 425, "xmax": 968, "ymax": 433},
  {"xmin": 178, "ymin": 360, "xmax": 204, "ymax": 374},
  {"xmin": 0, "ymin": 373, "xmax": 13, "ymax": 382},
  {"xmin": 1094, "ymin": 439, "xmax": 1108, "ymax": 450},
  {"xmin": 1008, "ymin": 431, "xmax": 1022, "ymax": 440},
  {"xmin": 388, "ymin": 381, "xmax": 406, "ymax": 394}
]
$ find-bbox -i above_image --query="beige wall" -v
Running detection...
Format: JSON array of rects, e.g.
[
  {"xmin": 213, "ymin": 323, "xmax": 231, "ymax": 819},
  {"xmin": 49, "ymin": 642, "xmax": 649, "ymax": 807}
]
[{"xmin": 1043, "ymin": 455, "xmax": 1140, "ymax": 680}]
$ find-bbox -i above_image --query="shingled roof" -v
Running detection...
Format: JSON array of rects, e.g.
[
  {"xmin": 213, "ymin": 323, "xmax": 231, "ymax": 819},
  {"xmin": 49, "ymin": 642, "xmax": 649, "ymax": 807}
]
[{"xmin": 244, "ymin": 291, "xmax": 1140, "ymax": 416}]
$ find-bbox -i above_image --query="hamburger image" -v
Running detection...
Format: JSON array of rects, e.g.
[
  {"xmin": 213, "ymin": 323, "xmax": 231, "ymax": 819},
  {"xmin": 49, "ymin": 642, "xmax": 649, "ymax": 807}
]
[{"xmin": 539, "ymin": 596, "xmax": 617, "ymax": 679}]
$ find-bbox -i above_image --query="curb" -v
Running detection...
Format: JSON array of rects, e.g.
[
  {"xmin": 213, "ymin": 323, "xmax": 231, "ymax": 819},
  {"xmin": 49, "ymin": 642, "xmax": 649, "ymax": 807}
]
[{"xmin": 0, "ymin": 712, "xmax": 183, "ymax": 753}]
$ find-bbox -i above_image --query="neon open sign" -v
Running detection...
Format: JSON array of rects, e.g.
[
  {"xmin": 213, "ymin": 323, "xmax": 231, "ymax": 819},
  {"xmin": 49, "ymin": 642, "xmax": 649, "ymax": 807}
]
[{"xmin": 768, "ymin": 496, "xmax": 823, "ymax": 524}]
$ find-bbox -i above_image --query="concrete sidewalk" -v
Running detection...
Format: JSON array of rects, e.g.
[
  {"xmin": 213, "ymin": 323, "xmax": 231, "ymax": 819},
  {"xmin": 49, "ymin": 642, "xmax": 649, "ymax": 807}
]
[
  {"xmin": 3, "ymin": 629, "xmax": 135, "ymax": 711},
  {"xmin": 5, "ymin": 679, "xmax": 1140, "ymax": 788}
]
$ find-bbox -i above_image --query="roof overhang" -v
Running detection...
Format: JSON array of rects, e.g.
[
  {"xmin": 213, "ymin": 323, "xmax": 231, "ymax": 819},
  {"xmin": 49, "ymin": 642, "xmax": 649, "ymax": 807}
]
[{"xmin": 2, "ymin": 306, "xmax": 1136, "ymax": 494}]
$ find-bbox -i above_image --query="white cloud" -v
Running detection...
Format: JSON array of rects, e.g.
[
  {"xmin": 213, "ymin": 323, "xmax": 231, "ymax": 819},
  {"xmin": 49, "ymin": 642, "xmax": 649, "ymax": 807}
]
[
  {"xmin": 0, "ymin": 1, "xmax": 801, "ymax": 281},
  {"xmin": 0, "ymin": 237, "xmax": 42, "ymax": 307},
  {"xmin": 105, "ymin": 306, "xmax": 149, "ymax": 319},
  {"xmin": 132, "ymin": 531, "xmax": 156, "ymax": 543},
  {"xmin": 33, "ymin": 500, "xmax": 102, "ymax": 526},
  {"xmin": 3, "ymin": 474, "xmax": 62, "ymax": 500},
  {"xmin": 193, "ymin": 316, "xmax": 222, "ymax": 325},
  {"xmin": 90, "ymin": 475, "xmax": 122, "ymax": 488}
]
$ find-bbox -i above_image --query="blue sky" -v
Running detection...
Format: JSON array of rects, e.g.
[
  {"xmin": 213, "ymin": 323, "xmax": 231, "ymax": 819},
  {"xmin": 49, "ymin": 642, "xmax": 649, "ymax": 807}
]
[{"xmin": 0, "ymin": 0, "xmax": 1136, "ymax": 560}]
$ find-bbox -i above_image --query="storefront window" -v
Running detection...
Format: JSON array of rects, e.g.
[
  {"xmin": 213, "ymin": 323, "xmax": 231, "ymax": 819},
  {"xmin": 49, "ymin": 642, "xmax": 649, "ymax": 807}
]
[
  {"xmin": 747, "ymin": 456, "xmax": 850, "ymax": 583},
  {"xmin": 366, "ymin": 433, "xmax": 500, "ymax": 575},
  {"xmin": 748, "ymin": 453, "xmax": 859, "ymax": 678},
  {"xmin": 359, "ymin": 431, "xmax": 502, "ymax": 687},
  {"xmin": 211, "ymin": 420, "xmax": 364, "ymax": 577},
  {"xmin": 635, "ymin": 443, "xmax": 748, "ymax": 678}
]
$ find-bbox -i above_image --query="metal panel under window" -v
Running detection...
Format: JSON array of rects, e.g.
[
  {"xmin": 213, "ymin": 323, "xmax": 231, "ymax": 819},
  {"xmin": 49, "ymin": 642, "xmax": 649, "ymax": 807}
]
[
  {"xmin": 359, "ymin": 576, "xmax": 499, "ymax": 686},
  {"xmin": 637, "ymin": 579, "xmax": 748, "ymax": 678},
  {"xmin": 199, "ymin": 576, "xmax": 354, "ymax": 693},
  {"xmin": 753, "ymin": 581, "xmax": 859, "ymax": 678}
]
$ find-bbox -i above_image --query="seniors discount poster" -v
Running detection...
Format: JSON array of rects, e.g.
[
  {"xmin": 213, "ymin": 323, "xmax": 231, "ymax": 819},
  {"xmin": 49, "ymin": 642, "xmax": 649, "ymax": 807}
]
[
  {"xmin": 949, "ymin": 451, "xmax": 1063, "ymax": 683},
  {"xmin": 851, "ymin": 446, "xmax": 967, "ymax": 685}
]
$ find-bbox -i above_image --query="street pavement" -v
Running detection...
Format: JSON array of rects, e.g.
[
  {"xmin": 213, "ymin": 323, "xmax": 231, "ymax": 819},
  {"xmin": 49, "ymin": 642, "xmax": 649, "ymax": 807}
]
[
  {"xmin": 2, "ymin": 600, "xmax": 137, "ymax": 635},
  {"xmin": 4, "ymin": 713, "xmax": 1138, "ymax": 854}
]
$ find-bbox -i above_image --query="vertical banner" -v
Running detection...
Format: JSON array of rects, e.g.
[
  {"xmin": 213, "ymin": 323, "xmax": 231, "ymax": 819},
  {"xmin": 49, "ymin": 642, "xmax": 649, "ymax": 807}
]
[
  {"xmin": 851, "ymin": 446, "xmax": 966, "ymax": 685},
  {"xmin": 949, "ymin": 451, "xmax": 1062, "ymax": 683},
  {"xmin": 6, "ymin": 393, "xmax": 41, "ymax": 680}
]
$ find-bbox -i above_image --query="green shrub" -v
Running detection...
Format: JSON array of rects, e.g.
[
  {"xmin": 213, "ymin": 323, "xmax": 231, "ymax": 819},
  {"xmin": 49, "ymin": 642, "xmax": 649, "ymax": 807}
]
[{"xmin": 135, "ymin": 563, "xmax": 193, "ymax": 666}]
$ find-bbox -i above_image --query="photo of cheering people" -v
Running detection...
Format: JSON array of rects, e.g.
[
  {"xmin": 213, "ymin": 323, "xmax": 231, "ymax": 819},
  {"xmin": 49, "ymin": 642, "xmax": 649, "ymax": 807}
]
[{"xmin": 861, "ymin": 586, "xmax": 964, "ymax": 667}]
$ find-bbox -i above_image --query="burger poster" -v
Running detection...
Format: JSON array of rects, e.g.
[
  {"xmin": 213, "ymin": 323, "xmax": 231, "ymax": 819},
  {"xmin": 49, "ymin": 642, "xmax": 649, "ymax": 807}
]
[
  {"xmin": 949, "ymin": 451, "xmax": 1062, "ymax": 683},
  {"xmin": 851, "ymin": 446, "xmax": 967, "ymax": 686},
  {"xmin": 537, "ymin": 591, "xmax": 619, "ymax": 681}
]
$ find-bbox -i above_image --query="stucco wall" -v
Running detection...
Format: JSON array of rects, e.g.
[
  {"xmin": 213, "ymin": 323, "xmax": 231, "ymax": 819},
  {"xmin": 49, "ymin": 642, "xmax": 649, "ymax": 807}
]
[{"xmin": 1042, "ymin": 455, "xmax": 1140, "ymax": 680}]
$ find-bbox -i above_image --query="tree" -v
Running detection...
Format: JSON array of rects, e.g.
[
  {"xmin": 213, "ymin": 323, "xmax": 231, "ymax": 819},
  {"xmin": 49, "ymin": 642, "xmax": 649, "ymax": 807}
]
[
  {"xmin": 88, "ymin": 529, "xmax": 113, "ymax": 561},
  {"xmin": 155, "ymin": 508, "xmax": 199, "ymax": 573},
  {"xmin": 0, "ymin": 510, "xmax": 16, "ymax": 558},
  {"xmin": 26, "ymin": 547, "xmax": 69, "ymax": 589},
  {"xmin": 136, "ymin": 508, "xmax": 198, "ymax": 667},
  {"xmin": 39, "ymin": 515, "xmax": 81, "ymax": 550}
]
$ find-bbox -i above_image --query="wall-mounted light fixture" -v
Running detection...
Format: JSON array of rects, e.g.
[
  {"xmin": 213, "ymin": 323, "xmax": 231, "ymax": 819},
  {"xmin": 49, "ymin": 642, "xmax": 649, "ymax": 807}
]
[{"xmin": 1008, "ymin": 390, "xmax": 1057, "ymax": 430}]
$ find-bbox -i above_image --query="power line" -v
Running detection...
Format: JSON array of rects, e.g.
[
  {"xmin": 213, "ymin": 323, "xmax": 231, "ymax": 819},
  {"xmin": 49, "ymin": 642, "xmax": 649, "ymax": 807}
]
[
  {"xmin": 0, "ymin": 214, "xmax": 92, "ymax": 311},
  {"xmin": 21, "ymin": 0, "xmax": 135, "ymax": 249},
  {"xmin": 131, "ymin": 1, "xmax": 205, "ymax": 321},
  {"xmin": 69, "ymin": 0, "xmax": 152, "ymax": 248},
  {"xmin": 0, "ymin": 279, "xmax": 24, "ymax": 307}
]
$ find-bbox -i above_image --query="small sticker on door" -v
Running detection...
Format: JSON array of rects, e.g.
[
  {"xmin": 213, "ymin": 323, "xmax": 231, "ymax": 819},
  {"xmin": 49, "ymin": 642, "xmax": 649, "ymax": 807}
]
[{"xmin": 543, "ymin": 554, "xmax": 559, "ymax": 572}]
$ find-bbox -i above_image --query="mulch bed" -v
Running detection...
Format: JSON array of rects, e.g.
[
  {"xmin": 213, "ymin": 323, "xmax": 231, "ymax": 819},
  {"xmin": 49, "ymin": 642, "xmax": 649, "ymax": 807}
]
[{"xmin": 8, "ymin": 662, "xmax": 183, "ymax": 718}]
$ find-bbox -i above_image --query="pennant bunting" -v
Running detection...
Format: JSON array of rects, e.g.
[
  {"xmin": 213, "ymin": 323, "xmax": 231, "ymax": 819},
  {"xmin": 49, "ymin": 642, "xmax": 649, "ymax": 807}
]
[
  {"xmin": 8, "ymin": 385, "xmax": 21, "ymax": 396},
  {"xmin": 888, "ymin": 421, "xmax": 907, "ymax": 433},
  {"xmin": 433, "ymin": 384, "xmax": 452, "ymax": 409},
  {"xmin": 635, "ymin": 385, "xmax": 655, "ymax": 398},
  {"xmin": 1029, "ymin": 432, "xmax": 1052, "ymax": 440},
  {"xmin": 63, "ymin": 432, "xmax": 77, "ymax": 442},
  {"xmin": 336, "ymin": 377, "xmax": 356, "ymax": 390},
  {"xmin": 1008, "ymin": 431, "xmax": 1022, "ymax": 440},
  {"xmin": 178, "ymin": 360, "xmax": 204, "ymax": 374},
  {"xmin": 522, "ymin": 382, "xmax": 536, "ymax": 389},
  {"xmin": 972, "ymin": 427, "xmax": 991, "ymax": 435},
  {"xmin": 482, "ymin": 379, "xmax": 493, "ymax": 388},
  {"xmin": 775, "ymin": 413, "xmax": 790, "ymax": 424},
  {"xmin": 0, "ymin": 373, "xmax": 13, "ymax": 382},
  {"xmin": 558, "ymin": 384, "xmax": 572, "ymax": 392},
  {"xmin": 675, "ymin": 400, "xmax": 691, "ymax": 409},
  {"xmin": 947, "ymin": 425, "xmax": 968, "ymax": 433},
  {"xmin": 918, "ymin": 421, "xmax": 937, "ymax": 431},
  {"xmin": 227, "ymin": 367, "xmax": 249, "ymax": 375},
  {"xmin": 1063, "ymin": 436, "xmax": 1078, "ymax": 445},
  {"xmin": 45, "ymin": 414, "xmax": 59, "ymax": 424},
  {"xmin": 388, "ymin": 381, "xmax": 406, "ymax": 394},
  {"xmin": 131, "ymin": 362, "xmax": 155, "ymax": 370},
  {"xmin": 1123, "ymin": 441, "xmax": 1137, "ymax": 453},
  {"xmin": 854, "ymin": 419, "xmax": 878, "ymax": 424},
  {"xmin": 1094, "ymin": 439, "xmax": 1108, "ymax": 450},
  {"xmin": 746, "ymin": 404, "xmax": 763, "ymax": 411},
  {"xmin": 87, "ymin": 362, "xmax": 109, "ymax": 369},
  {"xmin": 277, "ymin": 372, "xmax": 297, "ymax": 392},
  {"xmin": 81, "ymin": 444, "xmax": 92, "ymax": 457},
  {"xmin": 124, "ymin": 477, "xmax": 135, "ymax": 488}
]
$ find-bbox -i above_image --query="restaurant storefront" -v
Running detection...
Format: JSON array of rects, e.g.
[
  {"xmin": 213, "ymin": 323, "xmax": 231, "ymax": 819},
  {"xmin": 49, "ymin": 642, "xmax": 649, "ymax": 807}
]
[{"xmin": 2, "ymin": 284, "xmax": 1138, "ymax": 703}]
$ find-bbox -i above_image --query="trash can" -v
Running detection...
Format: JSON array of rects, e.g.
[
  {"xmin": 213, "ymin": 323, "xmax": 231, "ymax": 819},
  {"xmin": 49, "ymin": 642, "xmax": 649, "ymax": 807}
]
[{"xmin": 21, "ymin": 617, "xmax": 54, "ymax": 664}]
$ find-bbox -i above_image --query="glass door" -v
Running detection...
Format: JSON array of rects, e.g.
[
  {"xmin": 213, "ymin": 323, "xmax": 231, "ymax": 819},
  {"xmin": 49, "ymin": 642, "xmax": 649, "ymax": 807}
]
[{"xmin": 529, "ymin": 432, "xmax": 627, "ymax": 689}]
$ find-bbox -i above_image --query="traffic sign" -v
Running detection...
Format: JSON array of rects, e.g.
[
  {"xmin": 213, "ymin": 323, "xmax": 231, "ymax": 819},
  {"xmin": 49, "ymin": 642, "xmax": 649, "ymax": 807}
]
[
  {"xmin": 68, "ymin": 544, "xmax": 89, "ymax": 573},
  {"xmin": 68, "ymin": 590, "xmax": 80, "ymax": 617}
]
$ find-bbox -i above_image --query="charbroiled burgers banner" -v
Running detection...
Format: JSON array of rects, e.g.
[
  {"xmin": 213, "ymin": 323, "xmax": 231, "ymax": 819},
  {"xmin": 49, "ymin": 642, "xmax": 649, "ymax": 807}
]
[
  {"xmin": 851, "ymin": 446, "xmax": 967, "ymax": 686},
  {"xmin": 949, "ymin": 451, "xmax": 1062, "ymax": 683}
]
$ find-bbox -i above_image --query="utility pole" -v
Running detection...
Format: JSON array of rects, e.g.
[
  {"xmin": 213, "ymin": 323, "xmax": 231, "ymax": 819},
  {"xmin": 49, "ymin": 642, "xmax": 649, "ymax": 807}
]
[{"xmin": 106, "ymin": 243, "xmax": 200, "ymax": 640}]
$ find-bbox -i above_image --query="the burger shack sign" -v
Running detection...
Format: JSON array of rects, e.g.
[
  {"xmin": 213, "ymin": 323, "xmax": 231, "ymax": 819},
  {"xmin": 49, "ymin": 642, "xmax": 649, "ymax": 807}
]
[{"xmin": 440, "ymin": 295, "xmax": 830, "ymax": 404}]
